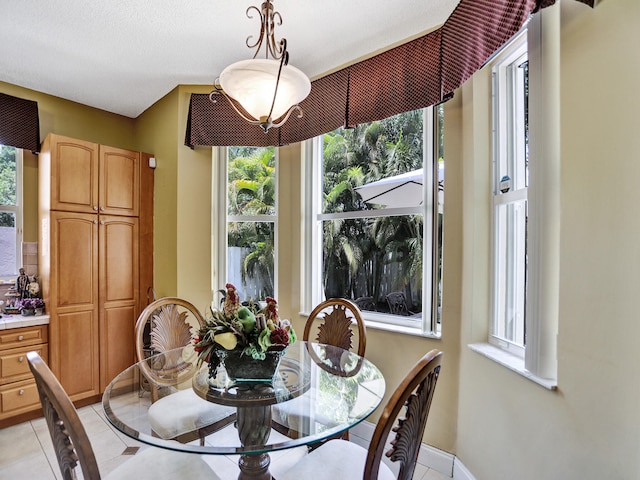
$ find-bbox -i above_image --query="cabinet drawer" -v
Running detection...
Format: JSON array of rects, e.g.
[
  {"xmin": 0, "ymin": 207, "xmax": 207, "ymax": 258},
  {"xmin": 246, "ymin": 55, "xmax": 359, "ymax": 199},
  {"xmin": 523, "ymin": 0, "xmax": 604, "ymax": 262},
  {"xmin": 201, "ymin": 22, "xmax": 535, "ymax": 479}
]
[
  {"xmin": 0, "ymin": 345, "xmax": 48, "ymax": 385},
  {"xmin": 0, "ymin": 325, "xmax": 48, "ymax": 351},
  {"xmin": 0, "ymin": 380, "xmax": 40, "ymax": 415}
]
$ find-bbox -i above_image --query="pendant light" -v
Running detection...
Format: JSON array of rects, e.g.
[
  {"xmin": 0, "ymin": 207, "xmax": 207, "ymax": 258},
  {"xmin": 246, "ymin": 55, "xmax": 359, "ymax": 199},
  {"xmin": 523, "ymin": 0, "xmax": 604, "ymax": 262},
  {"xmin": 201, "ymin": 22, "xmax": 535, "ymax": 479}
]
[{"xmin": 210, "ymin": 0, "xmax": 311, "ymax": 133}]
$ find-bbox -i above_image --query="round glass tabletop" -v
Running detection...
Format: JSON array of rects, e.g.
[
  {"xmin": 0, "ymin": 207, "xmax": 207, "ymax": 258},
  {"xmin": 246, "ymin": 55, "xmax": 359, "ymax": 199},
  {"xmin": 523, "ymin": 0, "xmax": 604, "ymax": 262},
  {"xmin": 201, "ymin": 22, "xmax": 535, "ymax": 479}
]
[{"xmin": 102, "ymin": 341, "xmax": 385, "ymax": 456}]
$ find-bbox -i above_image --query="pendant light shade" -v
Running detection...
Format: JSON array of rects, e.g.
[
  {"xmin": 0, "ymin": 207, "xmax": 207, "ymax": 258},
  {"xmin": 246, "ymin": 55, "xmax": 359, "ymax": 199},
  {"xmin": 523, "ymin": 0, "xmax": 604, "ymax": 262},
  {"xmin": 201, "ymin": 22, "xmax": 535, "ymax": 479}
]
[
  {"xmin": 219, "ymin": 58, "xmax": 311, "ymax": 123},
  {"xmin": 210, "ymin": 0, "xmax": 311, "ymax": 133}
]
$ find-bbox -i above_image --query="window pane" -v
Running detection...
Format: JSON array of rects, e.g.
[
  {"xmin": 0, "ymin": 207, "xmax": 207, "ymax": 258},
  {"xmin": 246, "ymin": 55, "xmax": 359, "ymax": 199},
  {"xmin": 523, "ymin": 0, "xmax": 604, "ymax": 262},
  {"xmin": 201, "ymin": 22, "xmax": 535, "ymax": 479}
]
[
  {"xmin": 494, "ymin": 201, "xmax": 527, "ymax": 346},
  {"xmin": 0, "ymin": 211, "xmax": 17, "ymax": 276},
  {"xmin": 228, "ymin": 146, "xmax": 276, "ymax": 216},
  {"xmin": 227, "ymin": 221, "xmax": 275, "ymax": 302},
  {"xmin": 491, "ymin": 34, "xmax": 528, "ymax": 352},
  {"xmin": 322, "ymin": 216, "xmax": 422, "ymax": 317},
  {"xmin": 323, "ymin": 110, "xmax": 424, "ymax": 214},
  {"xmin": 225, "ymin": 145, "xmax": 276, "ymax": 302},
  {"xmin": 316, "ymin": 108, "xmax": 441, "ymax": 328},
  {"xmin": 0, "ymin": 145, "xmax": 17, "ymax": 206}
]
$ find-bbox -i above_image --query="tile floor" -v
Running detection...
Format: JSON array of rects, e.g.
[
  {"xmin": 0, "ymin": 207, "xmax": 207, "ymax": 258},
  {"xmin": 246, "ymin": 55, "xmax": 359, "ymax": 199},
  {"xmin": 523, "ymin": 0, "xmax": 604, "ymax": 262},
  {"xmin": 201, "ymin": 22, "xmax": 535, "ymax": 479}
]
[{"xmin": 0, "ymin": 403, "xmax": 450, "ymax": 480}]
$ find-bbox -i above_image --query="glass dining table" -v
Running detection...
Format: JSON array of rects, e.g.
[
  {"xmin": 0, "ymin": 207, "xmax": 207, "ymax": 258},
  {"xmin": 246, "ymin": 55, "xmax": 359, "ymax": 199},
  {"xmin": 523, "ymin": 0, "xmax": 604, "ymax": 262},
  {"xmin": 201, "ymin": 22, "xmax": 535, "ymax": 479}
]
[{"xmin": 102, "ymin": 341, "xmax": 385, "ymax": 480}]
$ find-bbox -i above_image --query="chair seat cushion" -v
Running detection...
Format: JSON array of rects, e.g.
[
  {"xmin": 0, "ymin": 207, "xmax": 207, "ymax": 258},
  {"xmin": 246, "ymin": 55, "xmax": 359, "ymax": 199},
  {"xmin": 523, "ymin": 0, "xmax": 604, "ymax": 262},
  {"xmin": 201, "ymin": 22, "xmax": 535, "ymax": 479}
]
[
  {"xmin": 105, "ymin": 447, "xmax": 221, "ymax": 479},
  {"xmin": 272, "ymin": 390, "xmax": 341, "ymax": 433},
  {"xmin": 279, "ymin": 439, "xmax": 395, "ymax": 480},
  {"xmin": 148, "ymin": 388, "xmax": 235, "ymax": 439}
]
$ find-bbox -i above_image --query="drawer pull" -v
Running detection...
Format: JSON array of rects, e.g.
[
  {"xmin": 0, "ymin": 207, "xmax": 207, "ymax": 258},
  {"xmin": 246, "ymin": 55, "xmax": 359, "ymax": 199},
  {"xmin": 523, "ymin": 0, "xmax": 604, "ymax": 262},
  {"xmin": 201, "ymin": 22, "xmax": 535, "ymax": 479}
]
[
  {"xmin": 19, "ymin": 389, "xmax": 25, "ymax": 395},
  {"xmin": 17, "ymin": 335, "xmax": 24, "ymax": 341},
  {"xmin": 19, "ymin": 356, "xmax": 25, "ymax": 362}
]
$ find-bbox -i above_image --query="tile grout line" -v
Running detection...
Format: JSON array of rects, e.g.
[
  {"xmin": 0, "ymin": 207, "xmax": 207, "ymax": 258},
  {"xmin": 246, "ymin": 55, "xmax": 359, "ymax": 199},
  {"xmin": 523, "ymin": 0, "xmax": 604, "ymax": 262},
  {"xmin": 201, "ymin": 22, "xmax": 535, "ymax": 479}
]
[{"xmin": 28, "ymin": 418, "xmax": 59, "ymax": 479}]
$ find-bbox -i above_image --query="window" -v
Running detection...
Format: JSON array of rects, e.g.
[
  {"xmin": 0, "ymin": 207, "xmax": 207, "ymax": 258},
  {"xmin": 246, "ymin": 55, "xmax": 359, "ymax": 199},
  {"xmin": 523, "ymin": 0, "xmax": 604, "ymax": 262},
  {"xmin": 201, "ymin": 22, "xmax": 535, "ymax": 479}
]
[
  {"xmin": 491, "ymin": 32, "xmax": 528, "ymax": 356},
  {"xmin": 304, "ymin": 106, "xmax": 444, "ymax": 335},
  {"xmin": 0, "ymin": 144, "xmax": 23, "ymax": 278},
  {"xmin": 486, "ymin": 14, "xmax": 559, "ymax": 387},
  {"xmin": 214, "ymin": 146, "xmax": 277, "ymax": 302}
]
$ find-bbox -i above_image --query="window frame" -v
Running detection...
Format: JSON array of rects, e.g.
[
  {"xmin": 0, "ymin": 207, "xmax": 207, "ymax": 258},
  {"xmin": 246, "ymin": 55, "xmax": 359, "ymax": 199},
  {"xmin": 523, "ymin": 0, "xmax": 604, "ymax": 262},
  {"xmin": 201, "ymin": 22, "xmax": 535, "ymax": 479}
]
[
  {"xmin": 0, "ymin": 145, "xmax": 23, "ymax": 281},
  {"xmin": 303, "ymin": 106, "xmax": 442, "ymax": 337},
  {"xmin": 490, "ymin": 32, "xmax": 528, "ymax": 358},
  {"xmin": 481, "ymin": 10, "xmax": 559, "ymax": 387}
]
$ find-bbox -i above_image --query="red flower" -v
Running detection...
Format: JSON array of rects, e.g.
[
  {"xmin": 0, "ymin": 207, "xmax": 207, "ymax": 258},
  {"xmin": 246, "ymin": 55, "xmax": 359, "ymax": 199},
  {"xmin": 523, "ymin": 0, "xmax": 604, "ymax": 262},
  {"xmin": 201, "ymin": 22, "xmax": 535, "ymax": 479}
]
[
  {"xmin": 269, "ymin": 327, "xmax": 289, "ymax": 348},
  {"xmin": 193, "ymin": 335, "xmax": 204, "ymax": 353}
]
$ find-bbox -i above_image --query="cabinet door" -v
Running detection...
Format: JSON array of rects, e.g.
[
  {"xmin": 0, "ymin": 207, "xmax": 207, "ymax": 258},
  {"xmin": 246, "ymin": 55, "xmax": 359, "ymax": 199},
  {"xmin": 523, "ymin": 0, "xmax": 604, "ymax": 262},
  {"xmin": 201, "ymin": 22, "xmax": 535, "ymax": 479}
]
[
  {"xmin": 99, "ymin": 215, "xmax": 139, "ymax": 390},
  {"xmin": 49, "ymin": 134, "xmax": 99, "ymax": 214},
  {"xmin": 99, "ymin": 145, "xmax": 140, "ymax": 216},
  {"xmin": 50, "ymin": 212, "xmax": 100, "ymax": 400}
]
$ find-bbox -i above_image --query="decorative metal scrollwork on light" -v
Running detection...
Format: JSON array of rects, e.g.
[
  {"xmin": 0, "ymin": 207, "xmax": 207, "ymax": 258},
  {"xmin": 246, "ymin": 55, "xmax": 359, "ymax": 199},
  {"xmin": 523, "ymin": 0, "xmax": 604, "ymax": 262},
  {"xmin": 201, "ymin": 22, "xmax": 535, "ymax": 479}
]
[{"xmin": 210, "ymin": 0, "xmax": 311, "ymax": 133}]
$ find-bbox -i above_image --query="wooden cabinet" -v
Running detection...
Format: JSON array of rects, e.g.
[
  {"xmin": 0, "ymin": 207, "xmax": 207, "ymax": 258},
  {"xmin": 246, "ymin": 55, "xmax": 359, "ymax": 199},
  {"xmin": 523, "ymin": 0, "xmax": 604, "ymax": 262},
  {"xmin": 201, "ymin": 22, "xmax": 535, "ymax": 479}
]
[
  {"xmin": 0, "ymin": 325, "xmax": 48, "ymax": 422},
  {"xmin": 39, "ymin": 134, "xmax": 151, "ymax": 402},
  {"xmin": 47, "ymin": 211, "xmax": 100, "ymax": 398},
  {"xmin": 100, "ymin": 145, "xmax": 140, "ymax": 217},
  {"xmin": 40, "ymin": 134, "xmax": 140, "ymax": 217},
  {"xmin": 99, "ymin": 215, "xmax": 139, "ymax": 390}
]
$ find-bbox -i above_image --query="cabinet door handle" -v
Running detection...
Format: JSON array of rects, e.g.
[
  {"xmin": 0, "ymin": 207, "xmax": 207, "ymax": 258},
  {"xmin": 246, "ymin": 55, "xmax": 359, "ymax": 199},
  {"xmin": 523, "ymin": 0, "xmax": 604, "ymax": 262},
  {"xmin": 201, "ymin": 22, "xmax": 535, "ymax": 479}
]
[
  {"xmin": 18, "ymin": 356, "xmax": 24, "ymax": 362},
  {"xmin": 94, "ymin": 220, "xmax": 98, "ymax": 224},
  {"xmin": 100, "ymin": 207, "xmax": 105, "ymax": 211},
  {"xmin": 93, "ymin": 206, "xmax": 98, "ymax": 211},
  {"xmin": 17, "ymin": 335, "xmax": 24, "ymax": 341},
  {"xmin": 100, "ymin": 220, "xmax": 105, "ymax": 225},
  {"xmin": 19, "ymin": 389, "xmax": 25, "ymax": 395}
]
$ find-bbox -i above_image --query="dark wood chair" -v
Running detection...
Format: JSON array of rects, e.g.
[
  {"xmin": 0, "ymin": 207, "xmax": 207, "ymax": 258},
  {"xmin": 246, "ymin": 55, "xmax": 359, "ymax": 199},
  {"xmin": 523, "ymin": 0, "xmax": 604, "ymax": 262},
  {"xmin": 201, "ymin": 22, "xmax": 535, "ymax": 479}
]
[
  {"xmin": 26, "ymin": 351, "xmax": 220, "ymax": 480},
  {"xmin": 354, "ymin": 296, "xmax": 377, "ymax": 312},
  {"xmin": 385, "ymin": 291, "xmax": 414, "ymax": 316},
  {"xmin": 135, "ymin": 297, "xmax": 235, "ymax": 446},
  {"xmin": 273, "ymin": 298, "xmax": 367, "ymax": 441},
  {"xmin": 279, "ymin": 349, "xmax": 443, "ymax": 480}
]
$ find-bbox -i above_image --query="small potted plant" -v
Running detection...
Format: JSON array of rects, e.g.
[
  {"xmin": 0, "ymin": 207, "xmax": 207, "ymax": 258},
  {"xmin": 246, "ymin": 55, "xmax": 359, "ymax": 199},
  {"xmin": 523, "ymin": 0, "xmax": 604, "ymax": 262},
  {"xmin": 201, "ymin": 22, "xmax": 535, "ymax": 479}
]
[
  {"xmin": 33, "ymin": 298, "xmax": 45, "ymax": 315},
  {"xmin": 17, "ymin": 298, "xmax": 36, "ymax": 316}
]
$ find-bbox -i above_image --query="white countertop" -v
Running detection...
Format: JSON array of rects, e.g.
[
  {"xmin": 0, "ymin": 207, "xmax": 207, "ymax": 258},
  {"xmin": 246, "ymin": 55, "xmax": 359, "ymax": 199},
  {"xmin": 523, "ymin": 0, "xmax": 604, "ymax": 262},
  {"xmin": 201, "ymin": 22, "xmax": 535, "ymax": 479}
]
[{"xmin": 0, "ymin": 314, "xmax": 50, "ymax": 330}]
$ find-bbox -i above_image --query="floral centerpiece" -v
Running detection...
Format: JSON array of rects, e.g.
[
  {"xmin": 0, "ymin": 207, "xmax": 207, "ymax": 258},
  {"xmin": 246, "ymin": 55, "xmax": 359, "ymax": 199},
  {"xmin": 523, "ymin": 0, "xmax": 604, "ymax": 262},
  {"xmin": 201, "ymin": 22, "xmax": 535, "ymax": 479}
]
[{"xmin": 193, "ymin": 283, "xmax": 296, "ymax": 382}]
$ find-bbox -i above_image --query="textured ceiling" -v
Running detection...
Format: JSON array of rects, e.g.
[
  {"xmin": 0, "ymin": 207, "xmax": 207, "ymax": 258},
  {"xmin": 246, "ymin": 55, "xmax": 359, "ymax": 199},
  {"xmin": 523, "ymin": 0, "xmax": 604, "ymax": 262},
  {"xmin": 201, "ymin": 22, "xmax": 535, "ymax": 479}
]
[{"xmin": 0, "ymin": 0, "xmax": 459, "ymax": 118}]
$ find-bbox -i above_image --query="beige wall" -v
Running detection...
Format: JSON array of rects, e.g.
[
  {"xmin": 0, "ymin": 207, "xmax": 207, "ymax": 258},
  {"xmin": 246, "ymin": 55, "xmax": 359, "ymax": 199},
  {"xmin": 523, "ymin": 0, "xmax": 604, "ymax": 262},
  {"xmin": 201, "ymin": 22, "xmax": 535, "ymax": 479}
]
[
  {"xmin": 454, "ymin": 1, "xmax": 640, "ymax": 479},
  {"xmin": 5, "ymin": 1, "xmax": 637, "ymax": 475},
  {"xmin": 133, "ymin": 85, "xmax": 215, "ymax": 311}
]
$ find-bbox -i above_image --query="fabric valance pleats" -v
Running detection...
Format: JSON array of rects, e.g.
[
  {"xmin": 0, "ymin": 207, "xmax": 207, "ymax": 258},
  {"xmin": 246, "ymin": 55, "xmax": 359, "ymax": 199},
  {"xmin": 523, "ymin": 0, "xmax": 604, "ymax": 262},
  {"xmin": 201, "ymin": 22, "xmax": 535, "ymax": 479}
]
[
  {"xmin": 0, "ymin": 92, "xmax": 40, "ymax": 153},
  {"xmin": 185, "ymin": 0, "xmax": 594, "ymax": 148}
]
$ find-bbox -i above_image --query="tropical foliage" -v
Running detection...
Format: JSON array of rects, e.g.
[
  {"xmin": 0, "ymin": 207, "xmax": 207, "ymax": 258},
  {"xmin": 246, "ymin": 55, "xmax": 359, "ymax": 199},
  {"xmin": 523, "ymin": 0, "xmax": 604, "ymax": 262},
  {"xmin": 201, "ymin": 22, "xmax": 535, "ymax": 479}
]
[
  {"xmin": 0, "ymin": 145, "xmax": 17, "ymax": 227},
  {"xmin": 224, "ymin": 107, "xmax": 442, "ymax": 316},
  {"xmin": 227, "ymin": 147, "xmax": 276, "ymax": 299},
  {"xmin": 321, "ymin": 109, "xmax": 426, "ymax": 312}
]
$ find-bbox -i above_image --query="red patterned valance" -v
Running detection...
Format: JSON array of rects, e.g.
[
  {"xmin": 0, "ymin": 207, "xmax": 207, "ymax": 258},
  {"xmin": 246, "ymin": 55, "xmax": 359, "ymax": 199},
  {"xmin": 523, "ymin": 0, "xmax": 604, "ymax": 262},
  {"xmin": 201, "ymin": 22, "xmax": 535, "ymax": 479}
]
[
  {"xmin": 186, "ymin": 0, "xmax": 593, "ymax": 148},
  {"xmin": 0, "ymin": 92, "xmax": 40, "ymax": 153}
]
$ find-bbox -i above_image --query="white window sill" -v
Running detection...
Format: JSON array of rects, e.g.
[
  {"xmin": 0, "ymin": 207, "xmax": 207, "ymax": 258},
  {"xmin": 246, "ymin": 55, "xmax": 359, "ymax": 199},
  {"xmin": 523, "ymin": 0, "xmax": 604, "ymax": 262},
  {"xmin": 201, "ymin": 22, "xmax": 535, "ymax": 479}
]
[
  {"xmin": 364, "ymin": 317, "xmax": 441, "ymax": 339},
  {"xmin": 300, "ymin": 311, "xmax": 441, "ymax": 339},
  {"xmin": 468, "ymin": 342, "xmax": 557, "ymax": 390}
]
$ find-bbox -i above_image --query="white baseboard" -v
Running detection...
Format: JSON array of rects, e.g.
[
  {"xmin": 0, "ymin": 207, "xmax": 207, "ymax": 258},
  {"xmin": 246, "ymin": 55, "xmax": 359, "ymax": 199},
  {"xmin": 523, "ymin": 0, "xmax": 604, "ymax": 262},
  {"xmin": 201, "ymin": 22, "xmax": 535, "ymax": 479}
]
[
  {"xmin": 350, "ymin": 421, "xmax": 456, "ymax": 478},
  {"xmin": 453, "ymin": 457, "xmax": 477, "ymax": 480}
]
